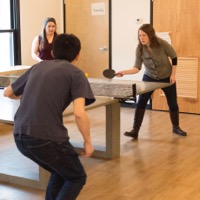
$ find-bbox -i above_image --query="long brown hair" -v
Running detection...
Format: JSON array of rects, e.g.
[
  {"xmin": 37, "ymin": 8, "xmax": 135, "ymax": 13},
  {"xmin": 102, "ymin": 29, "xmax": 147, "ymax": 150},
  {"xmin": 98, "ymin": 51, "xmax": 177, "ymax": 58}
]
[
  {"xmin": 39, "ymin": 17, "xmax": 58, "ymax": 51},
  {"xmin": 138, "ymin": 24, "xmax": 160, "ymax": 54}
]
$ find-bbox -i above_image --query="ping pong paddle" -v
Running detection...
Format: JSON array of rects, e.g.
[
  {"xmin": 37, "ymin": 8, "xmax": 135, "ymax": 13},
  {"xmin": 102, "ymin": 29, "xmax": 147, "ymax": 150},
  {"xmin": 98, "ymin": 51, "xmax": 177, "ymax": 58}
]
[{"xmin": 103, "ymin": 69, "xmax": 116, "ymax": 79}]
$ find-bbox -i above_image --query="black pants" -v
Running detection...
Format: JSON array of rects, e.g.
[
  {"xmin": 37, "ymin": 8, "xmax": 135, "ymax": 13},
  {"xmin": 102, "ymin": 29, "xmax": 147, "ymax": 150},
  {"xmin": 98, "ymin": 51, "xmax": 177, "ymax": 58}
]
[
  {"xmin": 137, "ymin": 74, "xmax": 179, "ymax": 111},
  {"xmin": 14, "ymin": 134, "xmax": 86, "ymax": 200}
]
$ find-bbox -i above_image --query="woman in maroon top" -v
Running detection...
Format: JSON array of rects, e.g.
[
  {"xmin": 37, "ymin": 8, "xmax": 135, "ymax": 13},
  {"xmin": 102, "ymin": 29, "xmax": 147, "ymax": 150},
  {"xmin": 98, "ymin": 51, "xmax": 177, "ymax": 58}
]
[{"xmin": 31, "ymin": 17, "xmax": 58, "ymax": 62}]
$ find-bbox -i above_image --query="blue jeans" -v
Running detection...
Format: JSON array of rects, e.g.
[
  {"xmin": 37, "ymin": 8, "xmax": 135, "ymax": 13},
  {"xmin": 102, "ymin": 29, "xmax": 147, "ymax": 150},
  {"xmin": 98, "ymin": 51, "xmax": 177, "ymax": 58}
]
[
  {"xmin": 14, "ymin": 134, "xmax": 86, "ymax": 200},
  {"xmin": 137, "ymin": 74, "xmax": 179, "ymax": 111}
]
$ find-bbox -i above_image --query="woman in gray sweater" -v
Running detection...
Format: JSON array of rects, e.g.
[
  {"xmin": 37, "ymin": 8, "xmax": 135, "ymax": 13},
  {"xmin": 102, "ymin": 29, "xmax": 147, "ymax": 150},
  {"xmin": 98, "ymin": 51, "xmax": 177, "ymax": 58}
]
[{"xmin": 116, "ymin": 24, "xmax": 186, "ymax": 139}]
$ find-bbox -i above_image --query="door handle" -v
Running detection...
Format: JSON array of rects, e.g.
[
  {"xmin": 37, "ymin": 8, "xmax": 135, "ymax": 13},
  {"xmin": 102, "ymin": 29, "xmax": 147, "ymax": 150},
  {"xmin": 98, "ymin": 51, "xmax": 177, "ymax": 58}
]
[{"xmin": 99, "ymin": 46, "xmax": 108, "ymax": 51}]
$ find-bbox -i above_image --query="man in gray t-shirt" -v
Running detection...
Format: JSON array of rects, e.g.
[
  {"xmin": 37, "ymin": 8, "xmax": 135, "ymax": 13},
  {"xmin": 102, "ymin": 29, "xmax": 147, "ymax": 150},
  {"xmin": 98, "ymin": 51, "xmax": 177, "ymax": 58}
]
[{"xmin": 4, "ymin": 34, "xmax": 95, "ymax": 200}]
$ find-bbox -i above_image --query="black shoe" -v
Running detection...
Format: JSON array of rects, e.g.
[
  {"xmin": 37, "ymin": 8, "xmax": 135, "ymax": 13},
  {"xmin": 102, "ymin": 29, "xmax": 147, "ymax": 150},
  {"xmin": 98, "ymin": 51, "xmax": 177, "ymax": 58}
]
[
  {"xmin": 124, "ymin": 129, "xmax": 138, "ymax": 139},
  {"xmin": 173, "ymin": 126, "xmax": 187, "ymax": 136}
]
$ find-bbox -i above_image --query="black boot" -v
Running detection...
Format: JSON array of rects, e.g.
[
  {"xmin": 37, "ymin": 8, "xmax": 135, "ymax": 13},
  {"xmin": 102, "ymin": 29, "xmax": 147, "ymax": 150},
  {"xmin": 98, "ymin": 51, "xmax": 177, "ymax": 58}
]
[
  {"xmin": 169, "ymin": 111, "xmax": 187, "ymax": 136},
  {"xmin": 124, "ymin": 108, "xmax": 145, "ymax": 139}
]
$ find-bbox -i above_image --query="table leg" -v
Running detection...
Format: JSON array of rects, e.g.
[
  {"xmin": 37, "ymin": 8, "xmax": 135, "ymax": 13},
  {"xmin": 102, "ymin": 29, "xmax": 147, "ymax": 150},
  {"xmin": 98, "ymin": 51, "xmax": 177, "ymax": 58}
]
[
  {"xmin": 72, "ymin": 101, "xmax": 121, "ymax": 159},
  {"xmin": 105, "ymin": 101, "xmax": 120, "ymax": 158}
]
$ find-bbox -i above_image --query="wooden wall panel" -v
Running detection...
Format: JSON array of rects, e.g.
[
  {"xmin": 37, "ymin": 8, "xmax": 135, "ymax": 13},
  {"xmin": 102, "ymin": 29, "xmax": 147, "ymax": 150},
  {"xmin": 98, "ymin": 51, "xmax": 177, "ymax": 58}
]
[
  {"xmin": 158, "ymin": 57, "xmax": 198, "ymax": 99},
  {"xmin": 176, "ymin": 58, "xmax": 198, "ymax": 99},
  {"xmin": 152, "ymin": 0, "xmax": 200, "ymax": 114},
  {"xmin": 65, "ymin": 0, "xmax": 109, "ymax": 78}
]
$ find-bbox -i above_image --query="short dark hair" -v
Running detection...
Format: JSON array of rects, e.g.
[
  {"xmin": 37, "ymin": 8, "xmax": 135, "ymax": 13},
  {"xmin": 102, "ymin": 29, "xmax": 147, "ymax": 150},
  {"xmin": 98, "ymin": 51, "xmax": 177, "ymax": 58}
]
[{"xmin": 52, "ymin": 33, "xmax": 81, "ymax": 62}]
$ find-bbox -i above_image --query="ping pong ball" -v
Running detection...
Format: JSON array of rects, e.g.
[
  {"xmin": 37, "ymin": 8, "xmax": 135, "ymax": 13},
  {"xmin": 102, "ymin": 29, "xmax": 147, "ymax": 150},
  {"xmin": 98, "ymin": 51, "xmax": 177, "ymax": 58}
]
[{"xmin": 85, "ymin": 73, "xmax": 89, "ymax": 78}]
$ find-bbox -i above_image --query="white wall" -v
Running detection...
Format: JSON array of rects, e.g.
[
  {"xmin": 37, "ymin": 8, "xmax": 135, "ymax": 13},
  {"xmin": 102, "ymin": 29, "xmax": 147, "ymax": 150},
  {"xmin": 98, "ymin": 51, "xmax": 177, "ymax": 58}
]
[
  {"xmin": 19, "ymin": 0, "xmax": 150, "ymax": 71},
  {"xmin": 112, "ymin": 0, "xmax": 151, "ymax": 80},
  {"xmin": 20, "ymin": 0, "xmax": 64, "ymax": 66}
]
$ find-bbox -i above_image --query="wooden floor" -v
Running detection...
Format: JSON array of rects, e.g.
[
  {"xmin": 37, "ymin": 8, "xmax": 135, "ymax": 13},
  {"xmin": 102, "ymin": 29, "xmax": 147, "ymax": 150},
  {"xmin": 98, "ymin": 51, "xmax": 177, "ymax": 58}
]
[{"xmin": 0, "ymin": 105, "xmax": 200, "ymax": 200}]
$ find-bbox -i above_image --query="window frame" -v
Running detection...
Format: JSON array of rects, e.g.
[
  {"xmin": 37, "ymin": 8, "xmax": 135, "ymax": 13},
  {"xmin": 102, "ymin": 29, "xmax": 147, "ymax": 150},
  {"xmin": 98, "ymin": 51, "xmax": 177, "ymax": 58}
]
[{"xmin": 0, "ymin": 0, "xmax": 21, "ymax": 65}]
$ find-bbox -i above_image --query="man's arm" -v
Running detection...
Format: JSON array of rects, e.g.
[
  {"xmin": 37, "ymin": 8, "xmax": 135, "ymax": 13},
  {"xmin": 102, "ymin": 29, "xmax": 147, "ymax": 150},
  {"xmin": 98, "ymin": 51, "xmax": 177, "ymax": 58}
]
[
  {"xmin": 73, "ymin": 97, "xmax": 94, "ymax": 157},
  {"xmin": 4, "ymin": 85, "xmax": 21, "ymax": 99}
]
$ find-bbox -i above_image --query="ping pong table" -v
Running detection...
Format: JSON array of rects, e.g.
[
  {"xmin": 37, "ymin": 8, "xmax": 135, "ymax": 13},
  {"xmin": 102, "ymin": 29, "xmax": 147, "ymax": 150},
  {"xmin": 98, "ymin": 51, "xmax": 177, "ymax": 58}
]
[
  {"xmin": 0, "ymin": 69, "xmax": 172, "ymax": 157},
  {"xmin": 0, "ymin": 73, "xmax": 171, "ymax": 159},
  {"xmin": 0, "ymin": 67, "xmax": 171, "ymax": 189},
  {"xmin": 0, "ymin": 65, "xmax": 30, "ymax": 76},
  {"xmin": 88, "ymin": 78, "xmax": 172, "ymax": 102}
]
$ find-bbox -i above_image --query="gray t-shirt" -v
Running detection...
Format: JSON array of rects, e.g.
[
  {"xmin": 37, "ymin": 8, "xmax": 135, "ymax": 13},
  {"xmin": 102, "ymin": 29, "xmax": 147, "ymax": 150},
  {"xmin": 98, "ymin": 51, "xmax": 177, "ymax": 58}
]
[
  {"xmin": 134, "ymin": 38, "xmax": 177, "ymax": 79},
  {"xmin": 12, "ymin": 59, "xmax": 95, "ymax": 141}
]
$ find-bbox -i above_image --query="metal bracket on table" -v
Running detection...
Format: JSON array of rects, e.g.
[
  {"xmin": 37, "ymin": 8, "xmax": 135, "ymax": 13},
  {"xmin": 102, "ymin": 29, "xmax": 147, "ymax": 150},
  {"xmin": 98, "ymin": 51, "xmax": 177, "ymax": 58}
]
[
  {"xmin": 132, "ymin": 83, "xmax": 137, "ymax": 102},
  {"xmin": 116, "ymin": 83, "xmax": 137, "ymax": 103}
]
